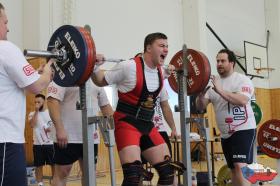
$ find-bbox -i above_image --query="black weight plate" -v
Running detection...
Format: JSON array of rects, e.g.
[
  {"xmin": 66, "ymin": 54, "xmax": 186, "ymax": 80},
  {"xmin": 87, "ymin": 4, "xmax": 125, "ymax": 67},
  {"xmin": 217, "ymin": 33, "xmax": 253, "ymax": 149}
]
[{"xmin": 47, "ymin": 25, "xmax": 89, "ymax": 87}]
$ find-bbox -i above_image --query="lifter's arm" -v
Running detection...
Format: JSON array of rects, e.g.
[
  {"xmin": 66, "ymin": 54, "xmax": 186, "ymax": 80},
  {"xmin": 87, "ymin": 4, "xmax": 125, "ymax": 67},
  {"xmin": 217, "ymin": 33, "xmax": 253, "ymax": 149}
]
[
  {"xmin": 160, "ymin": 100, "xmax": 178, "ymax": 138},
  {"xmin": 25, "ymin": 59, "xmax": 54, "ymax": 94},
  {"xmin": 100, "ymin": 104, "xmax": 114, "ymax": 116},
  {"xmin": 91, "ymin": 54, "xmax": 109, "ymax": 87}
]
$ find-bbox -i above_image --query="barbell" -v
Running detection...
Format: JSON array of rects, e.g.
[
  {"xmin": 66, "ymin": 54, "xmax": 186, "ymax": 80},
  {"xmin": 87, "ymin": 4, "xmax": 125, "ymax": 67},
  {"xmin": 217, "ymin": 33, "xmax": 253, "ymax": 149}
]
[
  {"xmin": 24, "ymin": 25, "xmax": 96, "ymax": 87},
  {"xmin": 24, "ymin": 25, "xmax": 211, "ymax": 94}
]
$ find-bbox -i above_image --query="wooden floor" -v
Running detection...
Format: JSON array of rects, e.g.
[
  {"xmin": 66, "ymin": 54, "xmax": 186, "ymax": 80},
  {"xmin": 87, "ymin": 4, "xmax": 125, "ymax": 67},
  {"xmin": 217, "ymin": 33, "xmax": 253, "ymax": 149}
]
[{"xmin": 38, "ymin": 155, "xmax": 279, "ymax": 186}]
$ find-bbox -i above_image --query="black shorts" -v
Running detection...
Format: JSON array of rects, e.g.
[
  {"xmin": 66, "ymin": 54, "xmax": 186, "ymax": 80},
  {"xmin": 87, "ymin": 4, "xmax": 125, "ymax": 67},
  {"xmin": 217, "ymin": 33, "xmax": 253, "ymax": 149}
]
[
  {"xmin": 33, "ymin": 144, "xmax": 54, "ymax": 167},
  {"xmin": 54, "ymin": 143, "xmax": 98, "ymax": 165},
  {"xmin": 0, "ymin": 143, "xmax": 27, "ymax": 186},
  {"xmin": 93, "ymin": 144, "xmax": 98, "ymax": 164},
  {"xmin": 140, "ymin": 131, "xmax": 172, "ymax": 164},
  {"xmin": 221, "ymin": 129, "xmax": 256, "ymax": 169}
]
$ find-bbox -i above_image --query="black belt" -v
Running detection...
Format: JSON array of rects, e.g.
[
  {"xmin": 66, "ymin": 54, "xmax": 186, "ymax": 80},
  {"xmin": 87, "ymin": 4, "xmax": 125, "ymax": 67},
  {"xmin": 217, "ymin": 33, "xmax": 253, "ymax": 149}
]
[{"xmin": 116, "ymin": 101, "xmax": 155, "ymax": 122}]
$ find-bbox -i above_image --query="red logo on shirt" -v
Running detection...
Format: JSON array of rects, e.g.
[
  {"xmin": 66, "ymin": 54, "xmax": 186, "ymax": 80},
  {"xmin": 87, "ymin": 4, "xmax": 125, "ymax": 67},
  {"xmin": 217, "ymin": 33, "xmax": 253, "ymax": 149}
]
[
  {"xmin": 48, "ymin": 86, "xmax": 57, "ymax": 94},
  {"xmin": 23, "ymin": 64, "xmax": 35, "ymax": 76},
  {"xmin": 93, "ymin": 132, "xmax": 98, "ymax": 140},
  {"xmin": 225, "ymin": 117, "xmax": 233, "ymax": 124},
  {"xmin": 241, "ymin": 87, "xmax": 251, "ymax": 94}
]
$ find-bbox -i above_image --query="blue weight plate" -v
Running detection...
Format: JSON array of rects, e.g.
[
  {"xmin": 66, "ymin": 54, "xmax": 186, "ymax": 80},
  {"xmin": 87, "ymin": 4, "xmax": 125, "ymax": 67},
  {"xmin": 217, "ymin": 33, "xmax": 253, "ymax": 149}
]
[{"xmin": 47, "ymin": 25, "xmax": 89, "ymax": 87}]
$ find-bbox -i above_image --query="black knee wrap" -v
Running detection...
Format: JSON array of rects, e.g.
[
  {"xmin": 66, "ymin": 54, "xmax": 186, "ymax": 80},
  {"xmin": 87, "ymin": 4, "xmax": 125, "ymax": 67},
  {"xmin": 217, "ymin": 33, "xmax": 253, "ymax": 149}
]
[
  {"xmin": 121, "ymin": 160, "xmax": 143, "ymax": 186},
  {"xmin": 153, "ymin": 157, "xmax": 175, "ymax": 185}
]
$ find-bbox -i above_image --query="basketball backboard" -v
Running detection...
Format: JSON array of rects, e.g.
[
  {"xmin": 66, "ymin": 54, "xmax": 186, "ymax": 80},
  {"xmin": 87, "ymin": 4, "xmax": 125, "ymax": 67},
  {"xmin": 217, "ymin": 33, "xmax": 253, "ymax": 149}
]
[{"xmin": 244, "ymin": 41, "xmax": 268, "ymax": 78}]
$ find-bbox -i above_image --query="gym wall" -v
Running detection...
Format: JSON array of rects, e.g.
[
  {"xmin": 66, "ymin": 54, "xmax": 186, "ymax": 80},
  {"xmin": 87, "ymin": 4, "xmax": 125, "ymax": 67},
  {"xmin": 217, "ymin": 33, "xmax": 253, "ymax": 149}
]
[{"xmin": 1, "ymin": 0, "xmax": 23, "ymax": 48}]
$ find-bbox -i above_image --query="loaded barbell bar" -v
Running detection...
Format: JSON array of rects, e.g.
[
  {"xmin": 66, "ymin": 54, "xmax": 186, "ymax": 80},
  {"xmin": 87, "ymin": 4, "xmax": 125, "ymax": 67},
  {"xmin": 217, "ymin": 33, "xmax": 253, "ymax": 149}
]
[
  {"xmin": 24, "ymin": 25, "xmax": 212, "ymax": 93},
  {"xmin": 24, "ymin": 49, "xmax": 128, "ymax": 67},
  {"xmin": 25, "ymin": 23, "xmax": 212, "ymax": 93},
  {"xmin": 24, "ymin": 48, "xmax": 182, "ymax": 84},
  {"xmin": 24, "ymin": 49, "xmax": 126, "ymax": 63},
  {"xmin": 24, "ymin": 48, "xmax": 176, "ymax": 67}
]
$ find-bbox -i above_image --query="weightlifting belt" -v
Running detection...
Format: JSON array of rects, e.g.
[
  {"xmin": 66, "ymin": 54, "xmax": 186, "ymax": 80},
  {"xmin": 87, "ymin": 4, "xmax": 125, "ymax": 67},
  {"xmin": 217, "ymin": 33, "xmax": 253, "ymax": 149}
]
[{"xmin": 116, "ymin": 101, "xmax": 154, "ymax": 122}]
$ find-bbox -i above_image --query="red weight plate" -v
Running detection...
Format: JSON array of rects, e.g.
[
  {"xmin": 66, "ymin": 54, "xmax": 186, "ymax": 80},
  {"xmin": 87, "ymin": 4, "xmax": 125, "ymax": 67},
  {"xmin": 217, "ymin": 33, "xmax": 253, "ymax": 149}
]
[
  {"xmin": 168, "ymin": 49, "xmax": 211, "ymax": 95},
  {"xmin": 79, "ymin": 27, "xmax": 95, "ymax": 66},
  {"xmin": 257, "ymin": 119, "xmax": 280, "ymax": 159},
  {"xmin": 76, "ymin": 27, "xmax": 96, "ymax": 85},
  {"xmin": 77, "ymin": 28, "xmax": 94, "ymax": 84}
]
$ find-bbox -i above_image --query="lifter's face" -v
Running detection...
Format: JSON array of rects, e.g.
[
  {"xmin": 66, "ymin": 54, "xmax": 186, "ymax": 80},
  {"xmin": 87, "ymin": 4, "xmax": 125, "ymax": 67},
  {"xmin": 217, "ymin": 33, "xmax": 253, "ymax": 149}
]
[
  {"xmin": 147, "ymin": 39, "xmax": 168, "ymax": 67},
  {"xmin": 0, "ymin": 9, "xmax": 8, "ymax": 40}
]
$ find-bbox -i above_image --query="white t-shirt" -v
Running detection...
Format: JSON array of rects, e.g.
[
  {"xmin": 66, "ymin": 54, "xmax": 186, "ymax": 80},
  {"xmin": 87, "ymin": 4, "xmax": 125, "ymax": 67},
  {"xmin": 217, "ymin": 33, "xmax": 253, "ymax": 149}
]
[
  {"xmin": 47, "ymin": 79, "xmax": 109, "ymax": 144},
  {"xmin": 206, "ymin": 72, "xmax": 256, "ymax": 138},
  {"xmin": 28, "ymin": 110, "xmax": 54, "ymax": 145},
  {"xmin": 153, "ymin": 87, "xmax": 169, "ymax": 132},
  {"xmin": 0, "ymin": 41, "xmax": 40, "ymax": 143},
  {"xmin": 105, "ymin": 58, "xmax": 164, "ymax": 93}
]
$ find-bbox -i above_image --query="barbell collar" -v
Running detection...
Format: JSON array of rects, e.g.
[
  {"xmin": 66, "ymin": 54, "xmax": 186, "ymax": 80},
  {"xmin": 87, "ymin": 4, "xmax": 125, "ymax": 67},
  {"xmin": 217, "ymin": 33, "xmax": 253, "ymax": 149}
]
[
  {"xmin": 163, "ymin": 65, "xmax": 181, "ymax": 73},
  {"xmin": 24, "ymin": 49, "xmax": 67, "ymax": 61}
]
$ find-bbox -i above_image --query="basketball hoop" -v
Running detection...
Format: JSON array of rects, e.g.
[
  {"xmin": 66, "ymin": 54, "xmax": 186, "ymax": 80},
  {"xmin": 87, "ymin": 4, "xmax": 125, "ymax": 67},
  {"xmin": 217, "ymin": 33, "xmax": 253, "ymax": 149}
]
[{"xmin": 254, "ymin": 67, "xmax": 275, "ymax": 74}]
